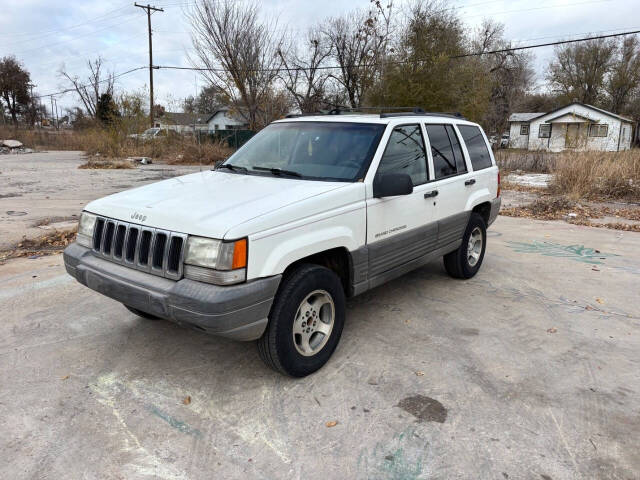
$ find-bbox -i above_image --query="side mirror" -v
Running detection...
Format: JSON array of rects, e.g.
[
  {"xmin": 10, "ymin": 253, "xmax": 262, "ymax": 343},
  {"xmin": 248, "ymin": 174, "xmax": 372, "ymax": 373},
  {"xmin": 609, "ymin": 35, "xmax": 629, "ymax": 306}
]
[{"xmin": 373, "ymin": 173, "xmax": 413, "ymax": 198}]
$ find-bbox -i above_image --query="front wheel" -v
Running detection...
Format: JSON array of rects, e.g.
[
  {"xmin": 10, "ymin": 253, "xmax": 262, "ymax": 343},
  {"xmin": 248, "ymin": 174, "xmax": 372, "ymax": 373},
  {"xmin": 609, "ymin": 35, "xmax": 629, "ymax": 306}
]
[
  {"xmin": 257, "ymin": 264, "xmax": 345, "ymax": 377},
  {"xmin": 443, "ymin": 212, "xmax": 487, "ymax": 279}
]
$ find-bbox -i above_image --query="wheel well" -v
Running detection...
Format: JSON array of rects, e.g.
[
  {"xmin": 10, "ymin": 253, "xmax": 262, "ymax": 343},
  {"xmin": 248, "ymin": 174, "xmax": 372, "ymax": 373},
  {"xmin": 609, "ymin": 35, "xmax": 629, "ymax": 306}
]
[
  {"xmin": 472, "ymin": 202, "xmax": 491, "ymax": 226},
  {"xmin": 283, "ymin": 247, "xmax": 352, "ymax": 296}
]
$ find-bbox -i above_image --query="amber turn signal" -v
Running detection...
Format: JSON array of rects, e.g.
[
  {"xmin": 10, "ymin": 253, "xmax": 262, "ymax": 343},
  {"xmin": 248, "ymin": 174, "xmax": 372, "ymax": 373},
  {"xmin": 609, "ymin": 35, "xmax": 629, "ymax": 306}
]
[{"xmin": 232, "ymin": 238, "xmax": 247, "ymax": 269}]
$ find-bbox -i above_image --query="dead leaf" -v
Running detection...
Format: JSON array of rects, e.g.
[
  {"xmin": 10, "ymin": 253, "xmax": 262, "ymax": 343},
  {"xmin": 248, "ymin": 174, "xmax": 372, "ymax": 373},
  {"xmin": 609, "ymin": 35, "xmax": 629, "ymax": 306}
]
[
  {"xmin": 325, "ymin": 421, "xmax": 338, "ymax": 428},
  {"xmin": 61, "ymin": 375, "xmax": 70, "ymax": 380},
  {"xmin": 596, "ymin": 298, "xmax": 604, "ymax": 304},
  {"xmin": 586, "ymin": 305, "xmax": 594, "ymax": 311},
  {"xmin": 183, "ymin": 396, "xmax": 191, "ymax": 405},
  {"xmin": 546, "ymin": 327, "xmax": 557, "ymax": 334},
  {"xmin": 415, "ymin": 371, "xmax": 425, "ymax": 376}
]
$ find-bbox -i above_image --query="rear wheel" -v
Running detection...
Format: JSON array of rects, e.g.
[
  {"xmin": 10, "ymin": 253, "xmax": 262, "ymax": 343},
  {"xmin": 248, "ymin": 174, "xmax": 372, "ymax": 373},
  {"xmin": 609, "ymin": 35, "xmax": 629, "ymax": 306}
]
[
  {"xmin": 444, "ymin": 212, "xmax": 487, "ymax": 279},
  {"xmin": 258, "ymin": 264, "xmax": 345, "ymax": 377},
  {"xmin": 124, "ymin": 304, "xmax": 160, "ymax": 320}
]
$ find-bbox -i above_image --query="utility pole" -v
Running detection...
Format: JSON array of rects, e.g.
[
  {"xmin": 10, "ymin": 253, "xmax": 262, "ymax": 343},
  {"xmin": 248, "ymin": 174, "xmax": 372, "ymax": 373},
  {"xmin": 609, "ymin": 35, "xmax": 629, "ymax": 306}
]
[{"xmin": 135, "ymin": 3, "xmax": 164, "ymax": 127}]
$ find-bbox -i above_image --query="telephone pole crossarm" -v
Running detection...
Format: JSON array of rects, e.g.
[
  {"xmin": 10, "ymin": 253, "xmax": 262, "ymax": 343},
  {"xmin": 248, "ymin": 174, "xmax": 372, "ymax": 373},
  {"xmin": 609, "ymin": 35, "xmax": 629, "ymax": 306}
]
[{"xmin": 134, "ymin": 3, "xmax": 164, "ymax": 127}]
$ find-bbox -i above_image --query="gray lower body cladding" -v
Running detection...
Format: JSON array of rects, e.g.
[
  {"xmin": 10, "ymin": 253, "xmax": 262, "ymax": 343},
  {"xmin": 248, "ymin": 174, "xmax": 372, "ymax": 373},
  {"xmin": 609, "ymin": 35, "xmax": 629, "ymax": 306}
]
[
  {"xmin": 63, "ymin": 243, "xmax": 281, "ymax": 341},
  {"xmin": 352, "ymin": 208, "xmax": 497, "ymax": 295},
  {"xmin": 488, "ymin": 197, "xmax": 501, "ymax": 226}
]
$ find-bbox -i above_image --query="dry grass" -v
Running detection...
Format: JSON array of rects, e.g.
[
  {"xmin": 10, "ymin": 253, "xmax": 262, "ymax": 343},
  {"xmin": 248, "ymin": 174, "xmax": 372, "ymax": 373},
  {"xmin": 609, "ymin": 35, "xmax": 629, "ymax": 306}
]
[
  {"xmin": 0, "ymin": 126, "xmax": 235, "ymax": 165},
  {"xmin": 550, "ymin": 150, "xmax": 640, "ymax": 200},
  {"xmin": 166, "ymin": 141, "xmax": 233, "ymax": 166},
  {"xmin": 494, "ymin": 150, "xmax": 557, "ymax": 173},
  {"xmin": 78, "ymin": 159, "xmax": 134, "ymax": 169}
]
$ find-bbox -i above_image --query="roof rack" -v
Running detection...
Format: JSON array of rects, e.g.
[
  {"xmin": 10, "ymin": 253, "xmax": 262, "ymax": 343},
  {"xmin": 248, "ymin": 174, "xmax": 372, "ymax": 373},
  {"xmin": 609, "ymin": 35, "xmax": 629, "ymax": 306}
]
[
  {"xmin": 285, "ymin": 107, "xmax": 466, "ymax": 120},
  {"xmin": 380, "ymin": 109, "xmax": 466, "ymax": 119}
]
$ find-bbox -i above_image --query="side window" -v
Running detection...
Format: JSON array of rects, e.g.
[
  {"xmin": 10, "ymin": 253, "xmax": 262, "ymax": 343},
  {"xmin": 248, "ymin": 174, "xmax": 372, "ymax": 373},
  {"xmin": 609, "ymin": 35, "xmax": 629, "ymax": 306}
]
[
  {"xmin": 458, "ymin": 125, "xmax": 493, "ymax": 171},
  {"xmin": 425, "ymin": 124, "xmax": 466, "ymax": 179},
  {"xmin": 377, "ymin": 124, "xmax": 428, "ymax": 185}
]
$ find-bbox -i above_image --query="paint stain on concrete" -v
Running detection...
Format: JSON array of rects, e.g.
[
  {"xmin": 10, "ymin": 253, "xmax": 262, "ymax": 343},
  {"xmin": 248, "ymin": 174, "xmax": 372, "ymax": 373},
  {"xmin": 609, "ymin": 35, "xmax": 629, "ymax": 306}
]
[
  {"xmin": 506, "ymin": 240, "xmax": 617, "ymax": 264},
  {"xmin": 146, "ymin": 405, "xmax": 201, "ymax": 437},
  {"xmin": 358, "ymin": 428, "xmax": 425, "ymax": 480},
  {"xmin": 457, "ymin": 327, "xmax": 479, "ymax": 336},
  {"xmin": 397, "ymin": 395, "xmax": 447, "ymax": 423}
]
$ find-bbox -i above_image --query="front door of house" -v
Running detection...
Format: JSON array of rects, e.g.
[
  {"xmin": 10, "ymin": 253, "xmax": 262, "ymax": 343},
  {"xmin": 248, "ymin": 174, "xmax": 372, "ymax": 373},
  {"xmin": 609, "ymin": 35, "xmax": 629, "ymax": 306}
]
[{"xmin": 565, "ymin": 123, "xmax": 580, "ymax": 148}]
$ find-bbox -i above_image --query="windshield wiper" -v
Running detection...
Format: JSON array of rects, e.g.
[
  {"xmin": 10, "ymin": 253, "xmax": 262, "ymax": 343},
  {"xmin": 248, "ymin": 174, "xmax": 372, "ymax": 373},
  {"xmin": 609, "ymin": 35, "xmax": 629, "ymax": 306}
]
[
  {"xmin": 215, "ymin": 163, "xmax": 248, "ymax": 174},
  {"xmin": 252, "ymin": 166, "xmax": 303, "ymax": 178}
]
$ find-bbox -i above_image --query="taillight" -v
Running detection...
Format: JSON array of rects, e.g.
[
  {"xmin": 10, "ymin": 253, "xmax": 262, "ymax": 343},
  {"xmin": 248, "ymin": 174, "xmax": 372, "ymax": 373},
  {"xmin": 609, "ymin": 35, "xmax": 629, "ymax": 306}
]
[{"xmin": 497, "ymin": 171, "xmax": 501, "ymax": 198}]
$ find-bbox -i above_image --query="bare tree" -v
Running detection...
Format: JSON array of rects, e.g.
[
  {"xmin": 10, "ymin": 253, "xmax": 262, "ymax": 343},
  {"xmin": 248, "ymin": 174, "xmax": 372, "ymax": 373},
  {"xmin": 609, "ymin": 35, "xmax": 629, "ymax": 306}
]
[
  {"xmin": 277, "ymin": 28, "xmax": 332, "ymax": 113},
  {"xmin": 322, "ymin": 2, "xmax": 393, "ymax": 108},
  {"xmin": 60, "ymin": 57, "xmax": 114, "ymax": 119},
  {"xmin": 547, "ymin": 38, "xmax": 616, "ymax": 104},
  {"xmin": 186, "ymin": 0, "xmax": 285, "ymax": 129},
  {"xmin": 606, "ymin": 35, "xmax": 640, "ymax": 113},
  {"xmin": 474, "ymin": 20, "xmax": 534, "ymax": 133}
]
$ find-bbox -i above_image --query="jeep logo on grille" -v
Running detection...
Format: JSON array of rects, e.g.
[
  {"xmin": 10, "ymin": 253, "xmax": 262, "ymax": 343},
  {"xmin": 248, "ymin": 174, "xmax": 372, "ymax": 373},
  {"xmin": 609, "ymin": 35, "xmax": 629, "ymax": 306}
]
[{"xmin": 131, "ymin": 212, "xmax": 147, "ymax": 222}]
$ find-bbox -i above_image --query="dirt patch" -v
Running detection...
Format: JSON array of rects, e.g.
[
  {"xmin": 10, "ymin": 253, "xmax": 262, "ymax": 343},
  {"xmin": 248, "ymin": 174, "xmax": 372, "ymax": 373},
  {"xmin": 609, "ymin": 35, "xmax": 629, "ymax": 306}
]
[
  {"xmin": 0, "ymin": 193, "xmax": 22, "ymax": 199},
  {"xmin": 78, "ymin": 159, "xmax": 135, "ymax": 169},
  {"xmin": 501, "ymin": 196, "xmax": 640, "ymax": 232},
  {"xmin": 397, "ymin": 394, "xmax": 447, "ymax": 423},
  {"xmin": 0, "ymin": 228, "xmax": 77, "ymax": 262}
]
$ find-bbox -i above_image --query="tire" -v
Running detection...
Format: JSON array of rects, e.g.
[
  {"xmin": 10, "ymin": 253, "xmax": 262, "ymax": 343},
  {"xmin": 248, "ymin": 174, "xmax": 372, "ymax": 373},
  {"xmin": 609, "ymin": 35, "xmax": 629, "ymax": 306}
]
[
  {"xmin": 443, "ymin": 212, "xmax": 487, "ymax": 279},
  {"xmin": 257, "ymin": 263, "xmax": 346, "ymax": 377},
  {"xmin": 124, "ymin": 304, "xmax": 160, "ymax": 320}
]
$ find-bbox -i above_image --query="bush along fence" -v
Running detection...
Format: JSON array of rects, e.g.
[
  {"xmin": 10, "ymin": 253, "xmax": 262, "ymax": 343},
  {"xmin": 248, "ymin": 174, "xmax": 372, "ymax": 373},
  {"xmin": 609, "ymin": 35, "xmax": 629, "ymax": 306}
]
[{"xmin": 202, "ymin": 129, "xmax": 256, "ymax": 148}]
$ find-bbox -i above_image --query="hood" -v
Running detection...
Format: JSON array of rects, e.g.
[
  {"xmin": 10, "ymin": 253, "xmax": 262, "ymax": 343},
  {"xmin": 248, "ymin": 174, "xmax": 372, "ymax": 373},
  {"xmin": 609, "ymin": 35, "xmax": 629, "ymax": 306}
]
[{"xmin": 85, "ymin": 170, "xmax": 348, "ymax": 238}]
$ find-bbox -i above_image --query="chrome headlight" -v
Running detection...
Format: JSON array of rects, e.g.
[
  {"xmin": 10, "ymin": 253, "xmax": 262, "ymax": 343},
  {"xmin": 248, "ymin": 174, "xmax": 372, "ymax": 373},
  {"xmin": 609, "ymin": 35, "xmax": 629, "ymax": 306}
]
[
  {"xmin": 77, "ymin": 212, "xmax": 97, "ymax": 248},
  {"xmin": 184, "ymin": 236, "xmax": 247, "ymax": 285}
]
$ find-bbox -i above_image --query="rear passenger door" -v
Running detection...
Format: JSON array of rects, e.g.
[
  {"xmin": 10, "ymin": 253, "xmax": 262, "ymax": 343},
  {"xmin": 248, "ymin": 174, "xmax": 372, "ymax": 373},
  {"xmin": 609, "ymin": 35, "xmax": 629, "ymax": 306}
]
[
  {"xmin": 457, "ymin": 124, "xmax": 497, "ymax": 200},
  {"xmin": 366, "ymin": 124, "xmax": 437, "ymax": 279},
  {"xmin": 423, "ymin": 123, "xmax": 473, "ymax": 250}
]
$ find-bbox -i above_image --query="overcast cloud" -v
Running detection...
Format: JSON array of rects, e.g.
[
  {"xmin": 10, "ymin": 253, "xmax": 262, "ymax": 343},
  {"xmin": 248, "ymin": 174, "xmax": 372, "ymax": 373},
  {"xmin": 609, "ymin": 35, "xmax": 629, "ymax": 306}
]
[{"xmin": 1, "ymin": 0, "xmax": 639, "ymax": 113}]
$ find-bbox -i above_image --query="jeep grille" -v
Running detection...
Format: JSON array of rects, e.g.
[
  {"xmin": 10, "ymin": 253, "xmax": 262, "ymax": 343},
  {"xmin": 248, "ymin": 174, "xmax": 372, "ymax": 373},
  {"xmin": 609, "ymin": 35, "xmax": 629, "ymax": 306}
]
[{"xmin": 92, "ymin": 216, "xmax": 186, "ymax": 280}]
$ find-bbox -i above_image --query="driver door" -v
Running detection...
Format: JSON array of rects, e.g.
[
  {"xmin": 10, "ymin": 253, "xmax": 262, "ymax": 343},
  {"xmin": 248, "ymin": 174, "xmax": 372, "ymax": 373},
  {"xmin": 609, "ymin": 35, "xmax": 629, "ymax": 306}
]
[{"xmin": 366, "ymin": 124, "xmax": 437, "ymax": 282}]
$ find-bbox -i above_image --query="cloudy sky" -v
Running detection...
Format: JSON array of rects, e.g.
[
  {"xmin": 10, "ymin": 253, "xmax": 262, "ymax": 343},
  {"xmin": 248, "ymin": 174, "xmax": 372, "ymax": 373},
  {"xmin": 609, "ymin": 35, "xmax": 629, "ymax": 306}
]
[{"xmin": 2, "ymin": 0, "xmax": 639, "ymax": 114}]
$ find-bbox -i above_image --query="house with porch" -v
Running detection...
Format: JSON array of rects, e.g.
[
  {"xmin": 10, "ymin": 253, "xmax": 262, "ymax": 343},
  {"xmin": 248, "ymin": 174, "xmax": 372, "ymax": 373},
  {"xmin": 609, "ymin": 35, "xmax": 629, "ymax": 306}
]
[{"xmin": 508, "ymin": 102, "xmax": 634, "ymax": 152}]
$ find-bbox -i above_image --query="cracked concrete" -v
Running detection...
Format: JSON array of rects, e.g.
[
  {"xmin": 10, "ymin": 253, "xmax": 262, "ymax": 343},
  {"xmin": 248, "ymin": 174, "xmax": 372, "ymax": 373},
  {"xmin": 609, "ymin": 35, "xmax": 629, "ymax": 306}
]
[{"xmin": 1, "ymin": 215, "xmax": 638, "ymax": 479}]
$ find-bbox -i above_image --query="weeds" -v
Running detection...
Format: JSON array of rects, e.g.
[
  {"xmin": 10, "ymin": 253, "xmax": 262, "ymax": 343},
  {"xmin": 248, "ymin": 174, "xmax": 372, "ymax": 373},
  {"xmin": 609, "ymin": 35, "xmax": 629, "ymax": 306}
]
[
  {"xmin": 78, "ymin": 159, "xmax": 134, "ymax": 169},
  {"xmin": 550, "ymin": 150, "xmax": 640, "ymax": 200},
  {"xmin": 494, "ymin": 150, "xmax": 557, "ymax": 173},
  {"xmin": 0, "ymin": 126, "xmax": 235, "ymax": 165}
]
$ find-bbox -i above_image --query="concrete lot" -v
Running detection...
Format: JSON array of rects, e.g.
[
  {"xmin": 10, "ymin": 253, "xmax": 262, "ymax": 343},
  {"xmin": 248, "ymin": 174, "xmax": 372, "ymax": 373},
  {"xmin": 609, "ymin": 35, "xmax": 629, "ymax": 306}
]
[
  {"xmin": 1, "ymin": 213, "xmax": 639, "ymax": 479},
  {"xmin": 0, "ymin": 151, "xmax": 199, "ymax": 250}
]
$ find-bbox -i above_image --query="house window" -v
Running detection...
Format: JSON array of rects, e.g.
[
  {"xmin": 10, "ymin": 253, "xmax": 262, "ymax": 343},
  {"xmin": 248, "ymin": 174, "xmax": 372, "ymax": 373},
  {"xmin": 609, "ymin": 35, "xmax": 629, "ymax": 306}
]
[
  {"xmin": 520, "ymin": 124, "xmax": 529, "ymax": 135},
  {"xmin": 539, "ymin": 124, "xmax": 551, "ymax": 138},
  {"xmin": 214, "ymin": 124, "xmax": 220, "ymax": 130},
  {"xmin": 589, "ymin": 124, "xmax": 608, "ymax": 137}
]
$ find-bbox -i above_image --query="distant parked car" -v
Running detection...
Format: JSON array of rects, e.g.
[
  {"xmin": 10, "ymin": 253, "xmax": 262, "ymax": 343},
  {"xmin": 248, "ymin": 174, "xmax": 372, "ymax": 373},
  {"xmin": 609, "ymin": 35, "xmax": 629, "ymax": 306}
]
[
  {"xmin": 499, "ymin": 133, "xmax": 509, "ymax": 148},
  {"xmin": 128, "ymin": 128, "xmax": 179, "ymax": 140}
]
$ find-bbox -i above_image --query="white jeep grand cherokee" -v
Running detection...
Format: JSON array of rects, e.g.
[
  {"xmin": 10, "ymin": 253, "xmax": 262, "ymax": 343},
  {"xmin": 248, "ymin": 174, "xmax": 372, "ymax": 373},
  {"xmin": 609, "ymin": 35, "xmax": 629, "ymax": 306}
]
[{"xmin": 64, "ymin": 111, "xmax": 501, "ymax": 377}]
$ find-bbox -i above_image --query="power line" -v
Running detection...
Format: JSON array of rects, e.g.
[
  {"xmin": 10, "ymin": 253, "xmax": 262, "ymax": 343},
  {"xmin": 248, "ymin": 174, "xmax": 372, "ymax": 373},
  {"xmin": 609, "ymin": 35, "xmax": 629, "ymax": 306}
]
[
  {"xmin": 155, "ymin": 29, "xmax": 640, "ymax": 74},
  {"xmin": 33, "ymin": 66, "xmax": 147, "ymax": 99}
]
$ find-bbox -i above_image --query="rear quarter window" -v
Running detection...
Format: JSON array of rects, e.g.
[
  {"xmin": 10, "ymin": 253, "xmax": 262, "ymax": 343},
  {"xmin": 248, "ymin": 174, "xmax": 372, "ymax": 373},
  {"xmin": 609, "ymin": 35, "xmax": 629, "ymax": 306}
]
[{"xmin": 458, "ymin": 125, "xmax": 493, "ymax": 171}]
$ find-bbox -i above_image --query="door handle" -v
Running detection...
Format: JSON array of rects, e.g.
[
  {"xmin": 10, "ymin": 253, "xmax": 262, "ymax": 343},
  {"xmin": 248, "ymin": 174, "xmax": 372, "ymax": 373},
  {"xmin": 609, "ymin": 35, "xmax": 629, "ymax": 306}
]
[
  {"xmin": 465, "ymin": 179, "xmax": 476, "ymax": 186},
  {"xmin": 424, "ymin": 190, "xmax": 439, "ymax": 198}
]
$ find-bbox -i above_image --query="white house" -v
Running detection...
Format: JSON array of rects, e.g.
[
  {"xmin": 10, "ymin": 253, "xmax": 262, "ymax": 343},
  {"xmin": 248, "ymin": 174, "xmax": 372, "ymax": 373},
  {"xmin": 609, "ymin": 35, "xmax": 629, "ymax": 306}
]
[
  {"xmin": 508, "ymin": 102, "xmax": 634, "ymax": 152},
  {"xmin": 206, "ymin": 108, "xmax": 249, "ymax": 132}
]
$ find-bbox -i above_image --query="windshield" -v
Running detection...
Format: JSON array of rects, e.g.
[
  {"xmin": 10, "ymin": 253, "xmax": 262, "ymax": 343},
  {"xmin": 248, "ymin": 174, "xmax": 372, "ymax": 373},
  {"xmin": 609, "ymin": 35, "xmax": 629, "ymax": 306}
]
[
  {"xmin": 144, "ymin": 128, "xmax": 160, "ymax": 136},
  {"xmin": 221, "ymin": 121, "xmax": 386, "ymax": 181}
]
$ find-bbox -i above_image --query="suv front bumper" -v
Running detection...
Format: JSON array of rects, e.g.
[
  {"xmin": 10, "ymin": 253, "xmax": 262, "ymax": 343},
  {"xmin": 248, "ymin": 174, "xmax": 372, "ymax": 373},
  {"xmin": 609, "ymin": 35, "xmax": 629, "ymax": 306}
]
[{"xmin": 63, "ymin": 243, "xmax": 281, "ymax": 341}]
